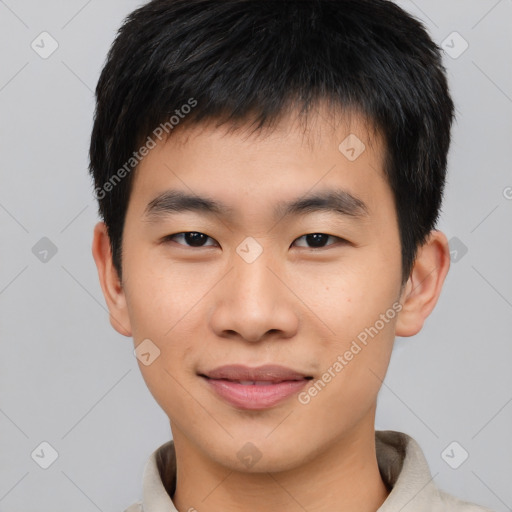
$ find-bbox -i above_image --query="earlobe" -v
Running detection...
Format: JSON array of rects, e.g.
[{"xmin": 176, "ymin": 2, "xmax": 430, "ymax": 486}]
[
  {"xmin": 91, "ymin": 221, "xmax": 132, "ymax": 337},
  {"xmin": 395, "ymin": 230, "xmax": 451, "ymax": 337}
]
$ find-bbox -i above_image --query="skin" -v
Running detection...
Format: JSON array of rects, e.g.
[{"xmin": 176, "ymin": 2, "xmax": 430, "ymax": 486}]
[{"xmin": 92, "ymin": 106, "xmax": 450, "ymax": 512}]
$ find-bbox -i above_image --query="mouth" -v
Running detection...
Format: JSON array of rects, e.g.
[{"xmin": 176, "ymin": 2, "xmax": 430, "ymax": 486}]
[{"xmin": 199, "ymin": 364, "xmax": 313, "ymax": 410}]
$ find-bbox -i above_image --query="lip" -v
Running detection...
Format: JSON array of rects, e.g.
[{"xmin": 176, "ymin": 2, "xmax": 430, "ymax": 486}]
[{"xmin": 199, "ymin": 364, "xmax": 312, "ymax": 410}]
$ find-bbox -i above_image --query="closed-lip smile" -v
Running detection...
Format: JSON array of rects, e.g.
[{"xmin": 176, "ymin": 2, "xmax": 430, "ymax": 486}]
[{"xmin": 199, "ymin": 364, "xmax": 313, "ymax": 410}]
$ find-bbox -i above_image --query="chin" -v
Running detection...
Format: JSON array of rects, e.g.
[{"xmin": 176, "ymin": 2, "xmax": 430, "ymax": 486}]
[{"xmin": 208, "ymin": 437, "xmax": 311, "ymax": 474}]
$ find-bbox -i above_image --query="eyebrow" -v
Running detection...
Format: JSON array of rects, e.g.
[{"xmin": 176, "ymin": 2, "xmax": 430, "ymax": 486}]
[{"xmin": 143, "ymin": 188, "xmax": 368, "ymax": 222}]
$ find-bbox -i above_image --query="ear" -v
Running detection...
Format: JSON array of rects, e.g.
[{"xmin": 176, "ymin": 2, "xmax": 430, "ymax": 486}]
[
  {"xmin": 395, "ymin": 230, "xmax": 451, "ymax": 337},
  {"xmin": 91, "ymin": 221, "xmax": 132, "ymax": 337}
]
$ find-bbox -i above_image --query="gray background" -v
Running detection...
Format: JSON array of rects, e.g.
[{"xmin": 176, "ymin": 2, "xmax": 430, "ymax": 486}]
[{"xmin": 0, "ymin": 0, "xmax": 511, "ymax": 510}]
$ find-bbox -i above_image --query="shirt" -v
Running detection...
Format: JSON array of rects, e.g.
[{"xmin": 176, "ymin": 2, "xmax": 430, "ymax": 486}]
[{"xmin": 124, "ymin": 430, "xmax": 494, "ymax": 512}]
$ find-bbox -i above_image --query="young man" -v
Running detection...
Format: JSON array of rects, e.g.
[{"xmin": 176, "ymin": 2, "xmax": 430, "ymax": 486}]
[{"xmin": 89, "ymin": 0, "xmax": 493, "ymax": 510}]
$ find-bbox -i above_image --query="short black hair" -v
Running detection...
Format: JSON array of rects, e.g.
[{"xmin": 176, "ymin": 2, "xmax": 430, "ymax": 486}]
[{"xmin": 89, "ymin": 0, "xmax": 454, "ymax": 285}]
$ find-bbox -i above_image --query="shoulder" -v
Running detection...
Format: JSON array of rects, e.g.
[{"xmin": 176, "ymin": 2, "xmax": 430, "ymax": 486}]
[
  {"xmin": 122, "ymin": 439, "xmax": 176, "ymax": 512},
  {"xmin": 123, "ymin": 501, "xmax": 143, "ymax": 512},
  {"xmin": 375, "ymin": 430, "xmax": 495, "ymax": 512},
  {"xmin": 438, "ymin": 490, "xmax": 495, "ymax": 512}
]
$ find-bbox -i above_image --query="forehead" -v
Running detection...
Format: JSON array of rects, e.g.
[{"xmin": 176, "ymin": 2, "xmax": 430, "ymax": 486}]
[{"xmin": 128, "ymin": 106, "xmax": 391, "ymax": 225}]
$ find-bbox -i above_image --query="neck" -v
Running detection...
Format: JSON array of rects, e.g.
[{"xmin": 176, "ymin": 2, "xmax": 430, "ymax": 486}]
[{"xmin": 170, "ymin": 417, "xmax": 389, "ymax": 512}]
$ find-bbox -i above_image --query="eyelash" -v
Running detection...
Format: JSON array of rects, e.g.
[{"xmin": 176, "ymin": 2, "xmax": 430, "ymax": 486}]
[{"xmin": 162, "ymin": 232, "xmax": 347, "ymax": 249}]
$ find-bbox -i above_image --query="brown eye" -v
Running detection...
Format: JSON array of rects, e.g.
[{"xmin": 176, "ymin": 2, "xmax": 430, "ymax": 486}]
[
  {"xmin": 292, "ymin": 233, "xmax": 344, "ymax": 248},
  {"xmin": 163, "ymin": 232, "xmax": 217, "ymax": 247}
]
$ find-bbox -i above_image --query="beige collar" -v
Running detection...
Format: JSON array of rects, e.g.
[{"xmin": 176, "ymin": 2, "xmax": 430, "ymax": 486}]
[{"xmin": 131, "ymin": 430, "xmax": 487, "ymax": 512}]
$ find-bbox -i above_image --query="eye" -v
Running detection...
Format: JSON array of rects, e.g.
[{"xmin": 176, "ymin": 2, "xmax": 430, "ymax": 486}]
[
  {"xmin": 292, "ymin": 233, "xmax": 345, "ymax": 249},
  {"xmin": 162, "ymin": 231, "xmax": 218, "ymax": 248}
]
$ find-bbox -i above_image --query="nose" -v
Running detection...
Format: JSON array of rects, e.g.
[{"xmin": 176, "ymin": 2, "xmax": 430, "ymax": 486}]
[{"xmin": 208, "ymin": 248, "xmax": 299, "ymax": 343}]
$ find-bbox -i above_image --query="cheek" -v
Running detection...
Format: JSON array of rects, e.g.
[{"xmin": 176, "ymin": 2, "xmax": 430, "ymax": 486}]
[
  {"xmin": 289, "ymin": 254, "xmax": 400, "ymax": 344},
  {"xmin": 122, "ymin": 248, "xmax": 199, "ymax": 339},
  {"xmin": 130, "ymin": 312, "xmax": 198, "ymax": 423},
  {"xmin": 299, "ymin": 315, "xmax": 396, "ymax": 433},
  {"xmin": 122, "ymin": 262, "xmax": 197, "ymax": 399},
  {"xmin": 289, "ymin": 246, "xmax": 401, "ymax": 410}
]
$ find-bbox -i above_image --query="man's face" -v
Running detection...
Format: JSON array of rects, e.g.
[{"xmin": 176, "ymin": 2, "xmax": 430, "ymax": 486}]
[{"xmin": 119, "ymin": 109, "xmax": 404, "ymax": 471}]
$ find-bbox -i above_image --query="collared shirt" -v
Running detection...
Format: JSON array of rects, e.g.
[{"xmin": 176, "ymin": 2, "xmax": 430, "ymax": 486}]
[{"xmin": 124, "ymin": 430, "xmax": 493, "ymax": 512}]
